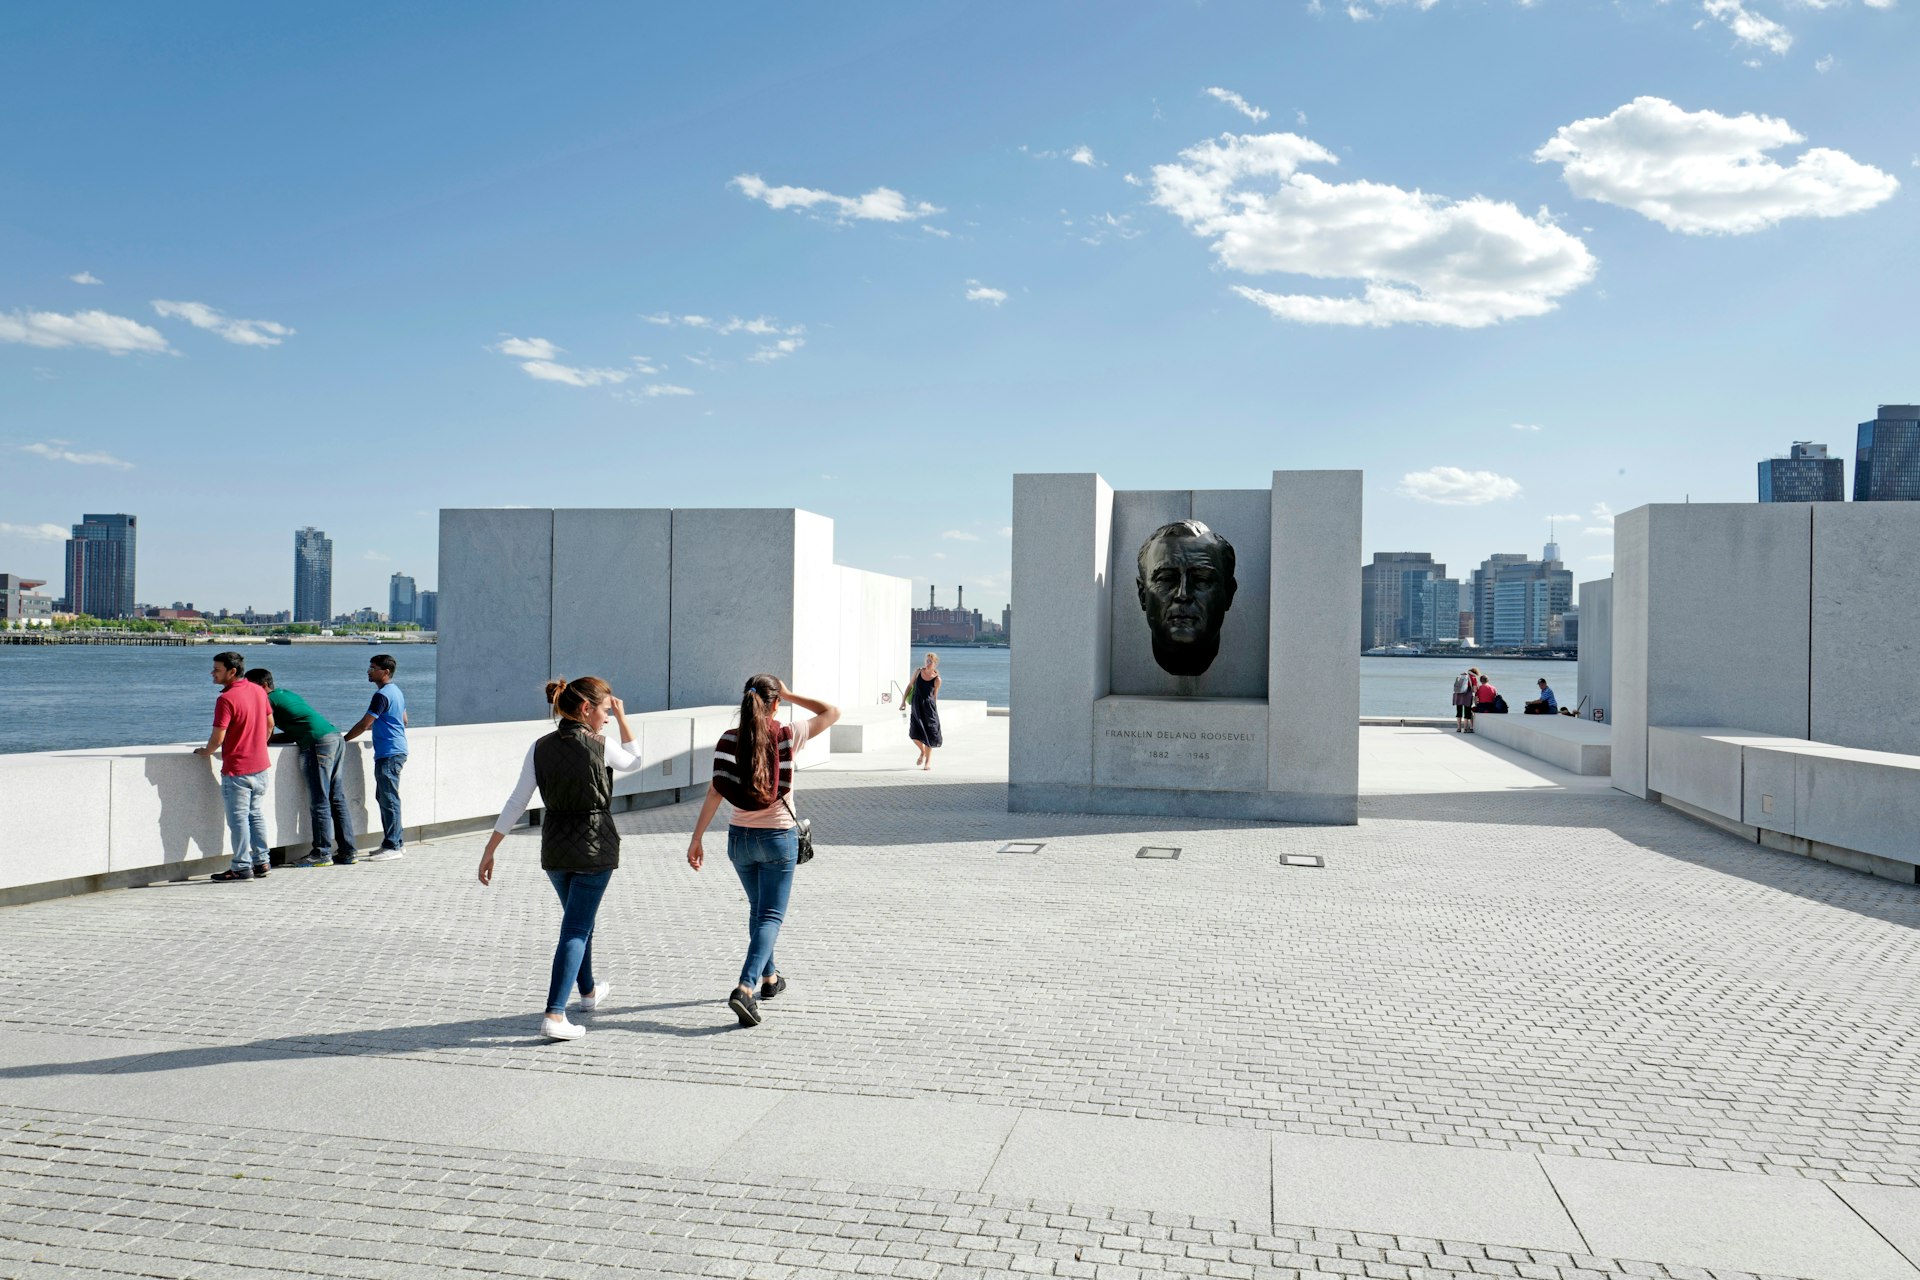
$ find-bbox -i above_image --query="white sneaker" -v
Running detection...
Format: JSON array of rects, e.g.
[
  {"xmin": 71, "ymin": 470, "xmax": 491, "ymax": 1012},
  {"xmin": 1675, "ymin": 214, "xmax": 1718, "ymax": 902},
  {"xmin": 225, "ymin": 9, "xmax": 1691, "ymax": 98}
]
[
  {"xmin": 540, "ymin": 1015, "xmax": 585, "ymax": 1041},
  {"xmin": 367, "ymin": 848, "xmax": 404, "ymax": 862},
  {"xmin": 576, "ymin": 981, "xmax": 611, "ymax": 1011}
]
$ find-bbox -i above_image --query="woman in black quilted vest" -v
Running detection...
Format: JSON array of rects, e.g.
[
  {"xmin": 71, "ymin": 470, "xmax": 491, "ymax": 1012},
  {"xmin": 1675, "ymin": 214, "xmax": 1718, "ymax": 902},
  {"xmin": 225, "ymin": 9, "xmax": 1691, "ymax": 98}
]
[
  {"xmin": 478, "ymin": 676, "xmax": 647, "ymax": 1042},
  {"xmin": 686, "ymin": 673, "xmax": 840, "ymax": 1028}
]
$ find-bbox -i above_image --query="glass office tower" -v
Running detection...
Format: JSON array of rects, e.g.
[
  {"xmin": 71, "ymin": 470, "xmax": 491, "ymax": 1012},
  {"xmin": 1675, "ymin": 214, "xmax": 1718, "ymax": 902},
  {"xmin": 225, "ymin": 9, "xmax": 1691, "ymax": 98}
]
[{"xmin": 1855, "ymin": 407, "xmax": 1920, "ymax": 501}]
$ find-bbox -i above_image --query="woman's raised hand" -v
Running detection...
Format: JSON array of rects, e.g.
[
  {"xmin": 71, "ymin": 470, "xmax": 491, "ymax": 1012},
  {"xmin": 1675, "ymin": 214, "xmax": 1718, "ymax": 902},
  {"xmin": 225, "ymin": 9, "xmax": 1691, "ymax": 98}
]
[{"xmin": 607, "ymin": 694, "xmax": 626, "ymax": 717}]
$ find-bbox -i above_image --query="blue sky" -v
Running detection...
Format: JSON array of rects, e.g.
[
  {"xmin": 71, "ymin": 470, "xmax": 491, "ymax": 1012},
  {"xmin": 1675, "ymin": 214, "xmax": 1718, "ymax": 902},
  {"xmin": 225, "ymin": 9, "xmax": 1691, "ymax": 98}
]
[{"xmin": 2, "ymin": 2, "xmax": 1913, "ymax": 615}]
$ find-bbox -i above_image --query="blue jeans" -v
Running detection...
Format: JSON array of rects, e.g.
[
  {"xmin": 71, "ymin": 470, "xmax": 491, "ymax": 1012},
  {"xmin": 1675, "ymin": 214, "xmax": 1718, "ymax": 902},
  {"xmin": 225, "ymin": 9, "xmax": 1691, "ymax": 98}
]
[
  {"xmin": 544, "ymin": 868, "xmax": 613, "ymax": 1014},
  {"xmin": 727, "ymin": 825, "xmax": 797, "ymax": 989},
  {"xmin": 303, "ymin": 734, "xmax": 355, "ymax": 859},
  {"xmin": 220, "ymin": 770, "xmax": 270, "ymax": 873},
  {"xmin": 374, "ymin": 753, "xmax": 406, "ymax": 849}
]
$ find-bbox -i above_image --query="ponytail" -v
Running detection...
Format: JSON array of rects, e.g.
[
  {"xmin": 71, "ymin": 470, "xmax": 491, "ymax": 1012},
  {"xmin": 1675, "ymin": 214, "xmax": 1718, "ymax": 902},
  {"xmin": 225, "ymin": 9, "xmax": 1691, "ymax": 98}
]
[
  {"xmin": 736, "ymin": 674, "xmax": 782, "ymax": 800},
  {"xmin": 546, "ymin": 675, "xmax": 612, "ymax": 723}
]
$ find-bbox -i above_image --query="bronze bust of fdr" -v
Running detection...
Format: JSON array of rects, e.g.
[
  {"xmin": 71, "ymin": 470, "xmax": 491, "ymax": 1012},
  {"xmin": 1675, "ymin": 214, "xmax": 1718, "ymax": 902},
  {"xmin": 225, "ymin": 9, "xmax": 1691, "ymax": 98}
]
[{"xmin": 1135, "ymin": 519, "xmax": 1237, "ymax": 677}]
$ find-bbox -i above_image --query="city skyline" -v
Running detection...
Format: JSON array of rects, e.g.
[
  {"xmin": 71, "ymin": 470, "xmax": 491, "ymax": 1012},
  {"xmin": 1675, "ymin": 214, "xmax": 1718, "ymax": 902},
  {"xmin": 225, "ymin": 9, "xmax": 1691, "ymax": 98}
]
[{"xmin": 2, "ymin": 6, "xmax": 1915, "ymax": 615}]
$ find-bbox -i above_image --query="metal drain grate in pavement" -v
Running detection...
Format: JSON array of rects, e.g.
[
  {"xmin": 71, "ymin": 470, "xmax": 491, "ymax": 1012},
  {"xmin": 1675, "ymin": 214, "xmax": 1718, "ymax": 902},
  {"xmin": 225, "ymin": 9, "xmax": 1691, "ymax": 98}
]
[
  {"xmin": 1136, "ymin": 846, "xmax": 1180, "ymax": 859},
  {"xmin": 1280, "ymin": 854, "xmax": 1324, "ymax": 868},
  {"xmin": 998, "ymin": 841, "xmax": 1046, "ymax": 855}
]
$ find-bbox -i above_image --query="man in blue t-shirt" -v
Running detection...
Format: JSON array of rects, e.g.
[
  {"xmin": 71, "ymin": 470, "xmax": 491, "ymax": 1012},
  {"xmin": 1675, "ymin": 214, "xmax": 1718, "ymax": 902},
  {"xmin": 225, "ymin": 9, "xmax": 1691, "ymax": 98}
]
[
  {"xmin": 344, "ymin": 653, "xmax": 409, "ymax": 860},
  {"xmin": 1525, "ymin": 678, "xmax": 1560, "ymax": 715}
]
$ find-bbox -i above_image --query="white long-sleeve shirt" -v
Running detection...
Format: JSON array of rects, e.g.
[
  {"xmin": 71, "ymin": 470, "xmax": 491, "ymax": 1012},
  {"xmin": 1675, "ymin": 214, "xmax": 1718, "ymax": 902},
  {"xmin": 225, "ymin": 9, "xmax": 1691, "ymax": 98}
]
[{"xmin": 493, "ymin": 729, "xmax": 645, "ymax": 836}]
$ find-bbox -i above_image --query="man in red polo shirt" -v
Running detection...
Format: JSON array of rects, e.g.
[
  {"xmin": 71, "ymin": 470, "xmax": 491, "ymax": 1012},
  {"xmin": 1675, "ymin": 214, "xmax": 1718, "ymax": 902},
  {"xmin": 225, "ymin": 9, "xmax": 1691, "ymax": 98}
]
[{"xmin": 193, "ymin": 650, "xmax": 275, "ymax": 882}]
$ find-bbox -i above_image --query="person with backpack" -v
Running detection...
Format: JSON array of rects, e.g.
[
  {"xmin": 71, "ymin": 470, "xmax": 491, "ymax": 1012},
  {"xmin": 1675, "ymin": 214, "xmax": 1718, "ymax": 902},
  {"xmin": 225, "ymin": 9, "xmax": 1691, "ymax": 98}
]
[
  {"xmin": 476, "ymin": 676, "xmax": 647, "ymax": 1042},
  {"xmin": 685, "ymin": 674, "xmax": 840, "ymax": 1029},
  {"xmin": 1476, "ymin": 677, "xmax": 1507, "ymax": 715},
  {"xmin": 1452, "ymin": 667, "xmax": 1479, "ymax": 733}
]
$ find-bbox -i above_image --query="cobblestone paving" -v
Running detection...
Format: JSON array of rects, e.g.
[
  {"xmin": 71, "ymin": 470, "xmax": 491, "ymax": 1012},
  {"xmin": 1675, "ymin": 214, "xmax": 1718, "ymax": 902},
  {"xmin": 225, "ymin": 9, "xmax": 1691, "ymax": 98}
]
[
  {"xmin": 2, "ymin": 741, "xmax": 1918, "ymax": 1193},
  {"xmin": 0, "ymin": 1107, "xmax": 1815, "ymax": 1280}
]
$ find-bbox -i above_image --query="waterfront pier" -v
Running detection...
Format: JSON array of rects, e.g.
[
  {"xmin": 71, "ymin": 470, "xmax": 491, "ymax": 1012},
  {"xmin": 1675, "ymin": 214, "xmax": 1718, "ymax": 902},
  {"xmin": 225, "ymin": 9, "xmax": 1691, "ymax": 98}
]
[{"xmin": 2, "ymin": 718, "xmax": 1917, "ymax": 1280}]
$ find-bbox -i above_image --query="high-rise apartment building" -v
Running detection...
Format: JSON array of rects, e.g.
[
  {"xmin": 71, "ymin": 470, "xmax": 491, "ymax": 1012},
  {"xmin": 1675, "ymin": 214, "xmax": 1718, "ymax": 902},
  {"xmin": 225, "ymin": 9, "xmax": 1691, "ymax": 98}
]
[
  {"xmin": 416, "ymin": 590, "xmax": 438, "ymax": 632},
  {"xmin": 64, "ymin": 513, "xmax": 137, "ymax": 619},
  {"xmin": 1360, "ymin": 552, "xmax": 1446, "ymax": 650},
  {"xmin": 1759, "ymin": 441, "xmax": 1845, "ymax": 503},
  {"xmin": 389, "ymin": 573, "xmax": 417, "ymax": 625},
  {"xmin": 1854, "ymin": 406, "xmax": 1920, "ymax": 501},
  {"xmin": 1471, "ymin": 544, "xmax": 1572, "ymax": 649},
  {"xmin": 293, "ymin": 526, "xmax": 333, "ymax": 623}
]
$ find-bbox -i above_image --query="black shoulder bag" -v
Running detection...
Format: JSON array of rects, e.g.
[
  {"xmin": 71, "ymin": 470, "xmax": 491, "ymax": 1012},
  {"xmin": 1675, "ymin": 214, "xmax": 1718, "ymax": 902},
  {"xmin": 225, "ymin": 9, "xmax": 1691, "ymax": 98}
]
[{"xmin": 780, "ymin": 795, "xmax": 814, "ymax": 864}]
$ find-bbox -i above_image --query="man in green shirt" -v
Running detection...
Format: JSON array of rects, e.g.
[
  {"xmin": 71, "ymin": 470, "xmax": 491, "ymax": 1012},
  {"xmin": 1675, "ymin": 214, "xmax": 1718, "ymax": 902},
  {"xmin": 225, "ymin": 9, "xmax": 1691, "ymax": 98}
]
[{"xmin": 244, "ymin": 669, "xmax": 357, "ymax": 867}]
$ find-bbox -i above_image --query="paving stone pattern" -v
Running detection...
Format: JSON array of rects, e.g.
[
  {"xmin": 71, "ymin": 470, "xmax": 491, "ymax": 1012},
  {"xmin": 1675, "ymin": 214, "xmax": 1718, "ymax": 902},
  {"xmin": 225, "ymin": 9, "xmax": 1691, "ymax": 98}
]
[
  {"xmin": 1, "ymin": 755, "xmax": 1918, "ymax": 1191},
  {"xmin": 0, "ymin": 1107, "xmax": 1809, "ymax": 1280}
]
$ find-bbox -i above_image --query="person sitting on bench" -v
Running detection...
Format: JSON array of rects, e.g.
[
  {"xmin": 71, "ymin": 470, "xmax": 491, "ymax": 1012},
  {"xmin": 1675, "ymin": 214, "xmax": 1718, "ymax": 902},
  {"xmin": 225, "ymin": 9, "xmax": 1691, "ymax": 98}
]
[{"xmin": 1524, "ymin": 678, "xmax": 1558, "ymax": 715}]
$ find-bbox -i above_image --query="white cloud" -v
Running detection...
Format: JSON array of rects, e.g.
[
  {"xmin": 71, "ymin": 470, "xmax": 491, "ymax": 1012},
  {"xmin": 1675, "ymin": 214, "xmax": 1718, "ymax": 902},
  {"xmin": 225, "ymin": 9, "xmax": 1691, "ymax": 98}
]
[
  {"xmin": 519, "ymin": 360, "xmax": 629, "ymax": 387},
  {"xmin": 68, "ymin": 272, "xmax": 102, "ymax": 286},
  {"xmin": 1296, "ymin": 109, "xmax": 1309, "ymax": 126},
  {"xmin": 748, "ymin": 336, "xmax": 806, "ymax": 363},
  {"xmin": 491, "ymin": 335, "xmax": 560, "ymax": 360},
  {"xmin": 362, "ymin": 550, "xmax": 390, "ymax": 561},
  {"xmin": 1700, "ymin": 0, "xmax": 1793, "ymax": 53},
  {"xmin": 0, "ymin": 521, "xmax": 69, "ymax": 542},
  {"xmin": 941, "ymin": 530, "xmax": 982, "ymax": 542},
  {"xmin": 1204, "ymin": 87, "xmax": 1270, "ymax": 123},
  {"xmin": 0, "ymin": 308, "xmax": 171, "ymax": 354},
  {"xmin": 1586, "ymin": 501, "xmax": 1616, "ymax": 536},
  {"xmin": 1815, "ymin": 53, "xmax": 1836, "ymax": 72},
  {"xmin": 730, "ymin": 174, "xmax": 940, "ymax": 223},
  {"xmin": 1123, "ymin": 172, "xmax": 1144, "ymax": 187},
  {"xmin": 1070, "ymin": 145, "xmax": 1099, "ymax": 168},
  {"xmin": 965, "ymin": 280, "xmax": 1009, "ymax": 306},
  {"xmin": 617, "ymin": 384, "xmax": 696, "ymax": 400},
  {"xmin": 21, "ymin": 441, "xmax": 132, "ymax": 469},
  {"xmin": 151, "ymin": 300, "xmax": 293, "ymax": 347},
  {"xmin": 1864, "ymin": 0, "xmax": 1896, "ymax": 8},
  {"xmin": 645, "ymin": 313, "xmax": 804, "ymax": 337},
  {"xmin": 1536, "ymin": 97, "xmax": 1898, "ymax": 234},
  {"xmin": 1397, "ymin": 466, "xmax": 1523, "ymax": 505},
  {"xmin": 1512, "ymin": 423, "xmax": 1543, "ymax": 432},
  {"xmin": 1546, "ymin": 512, "xmax": 1581, "ymax": 524},
  {"xmin": 1152, "ymin": 131, "xmax": 1596, "ymax": 328},
  {"xmin": 999, "ymin": 527, "xmax": 1013, "ymax": 537}
]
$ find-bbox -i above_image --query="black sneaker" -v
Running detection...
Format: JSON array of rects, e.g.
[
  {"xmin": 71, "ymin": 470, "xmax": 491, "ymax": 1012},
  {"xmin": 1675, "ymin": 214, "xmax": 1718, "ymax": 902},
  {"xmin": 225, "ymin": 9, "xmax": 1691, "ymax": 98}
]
[
  {"xmin": 759, "ymin": 974, "xmax": 786, "ymax": 1001},
  {"xmin": 253, "ymin": 864, "xmax": 270, "ymax": 878},
  {"xmin": 209, "ymin": 869, "xmax": 253, "ymax": 882},
  {"xmin": 727, "ymin": 988, "xmax": 762, "ymax": 1027},
  {"xmin": 333, "ymin": 854, "xmax": 358, "ymax": 865}
]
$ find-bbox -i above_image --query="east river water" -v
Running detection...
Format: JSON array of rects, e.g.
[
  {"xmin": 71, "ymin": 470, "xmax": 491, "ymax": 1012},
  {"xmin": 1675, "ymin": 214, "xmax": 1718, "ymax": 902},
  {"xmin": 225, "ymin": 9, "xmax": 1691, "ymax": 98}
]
[{"xmin": 0, "ymin": 646, "xmax": 1572, "ymax": 755}]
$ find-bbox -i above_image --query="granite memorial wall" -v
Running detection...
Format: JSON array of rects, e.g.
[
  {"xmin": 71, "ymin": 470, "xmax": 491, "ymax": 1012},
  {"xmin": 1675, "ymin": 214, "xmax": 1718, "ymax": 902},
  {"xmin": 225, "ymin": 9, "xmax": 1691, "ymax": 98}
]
[
  {"xmin": 438, "ymin": 507, "xmax": 910, "ymax": 726},
  {"xmin": 1009, "ymin": 471, "xmax": 1361, "ymax": 823}
]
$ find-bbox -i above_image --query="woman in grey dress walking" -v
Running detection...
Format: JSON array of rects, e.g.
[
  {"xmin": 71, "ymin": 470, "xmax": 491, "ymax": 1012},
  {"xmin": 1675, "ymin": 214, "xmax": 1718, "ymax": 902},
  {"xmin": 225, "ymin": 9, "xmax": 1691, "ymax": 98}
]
[{"xmin": 907, "ymin": 652, "xmax": 942, "ymax": 770}]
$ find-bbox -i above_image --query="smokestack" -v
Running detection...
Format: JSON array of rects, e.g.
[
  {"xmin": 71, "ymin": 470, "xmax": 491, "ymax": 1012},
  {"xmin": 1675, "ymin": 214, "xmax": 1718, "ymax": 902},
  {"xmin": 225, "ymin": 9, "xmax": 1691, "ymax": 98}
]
[
  {"xmin": 957, "ymin": 585, "xmax": 964, "ymax": 611},
  {"xmin": 929, "ymin": 585, "xmax": 935, "ymax": 610}
]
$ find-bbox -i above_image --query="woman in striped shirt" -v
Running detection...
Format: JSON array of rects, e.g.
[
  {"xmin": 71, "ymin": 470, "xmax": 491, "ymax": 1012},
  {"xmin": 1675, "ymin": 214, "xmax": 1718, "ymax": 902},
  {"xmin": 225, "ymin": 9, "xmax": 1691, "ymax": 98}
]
[{"xmin": 687, "ymin": 673, "xmax": 840, "ymax": 1027}]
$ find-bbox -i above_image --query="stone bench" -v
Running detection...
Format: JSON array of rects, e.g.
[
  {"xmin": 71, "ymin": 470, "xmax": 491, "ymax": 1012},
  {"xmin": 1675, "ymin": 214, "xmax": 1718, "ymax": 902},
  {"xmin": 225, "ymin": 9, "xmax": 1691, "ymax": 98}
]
[
  {"xmin": 1470, "ymin": 712, "xmax": 1612, "ymax": 775},
  {"xmin": 1647, "ymin": 726, "xmax": 1920, "ymax": 883},
  {"xmin": 829, "ymin": 700, "xmax": 988, "ymax": 753}
]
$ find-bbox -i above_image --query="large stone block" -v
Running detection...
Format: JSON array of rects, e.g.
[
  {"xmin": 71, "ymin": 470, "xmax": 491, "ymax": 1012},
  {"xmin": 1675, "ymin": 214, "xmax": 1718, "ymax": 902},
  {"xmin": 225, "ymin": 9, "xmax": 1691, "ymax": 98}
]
[
  {"xmin": 99, "ymin": 749, "xmax": 229, "ymax": 870},
  {"xmin": 1612, "ymin": 504, "xmax": 1811, "ymax": 798},
  {"xmin": 1647, "ymin": 727, "xmax": 1769, "ymax": 816},
  {"xmin": 1010, "ymin": 473, "xmax": 1113, "ymax": 794},
  {"xmin": 1473, "ymin": 714, "xmax": 1612, "ymax": 776},
  {"xmin": 1810, "ymin": 502, "xmax": 1920, "ymax": 756},
  {"xmin": 437, "ymin": 508, "xmax": 555, "ymax": 726},
  {"xmin": 0, "ymin": 755, "xmax": 112, "ymax": 890},
  {"xmin": 1576, "ymin": 577, "xmax": 1612, "ymax": 724},
  {"xmin": 429, "ymin": 720, "xmax": 550, "ymax": 828},
  {"xmin": 1269, "ymin": 470, "xmax": 1360, "ymax": 801},
  {"xmin": 669, "ymin": 509, "xmax": 797, "ymax": 709},
  {"xmin": 551, "ymin": 509, "xmax": 672, "ymax": 713},
  {"xmin": 1772, "ymin": 743, "xmax": 1920, "ymax": 869}
]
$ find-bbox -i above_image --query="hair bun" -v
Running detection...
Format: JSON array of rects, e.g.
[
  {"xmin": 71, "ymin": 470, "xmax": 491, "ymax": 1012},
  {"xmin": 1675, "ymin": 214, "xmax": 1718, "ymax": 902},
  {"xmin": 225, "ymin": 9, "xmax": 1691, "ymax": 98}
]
[{"xmin": 544, "ymin": 678, "xmax": 567, "ymax": 705}]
